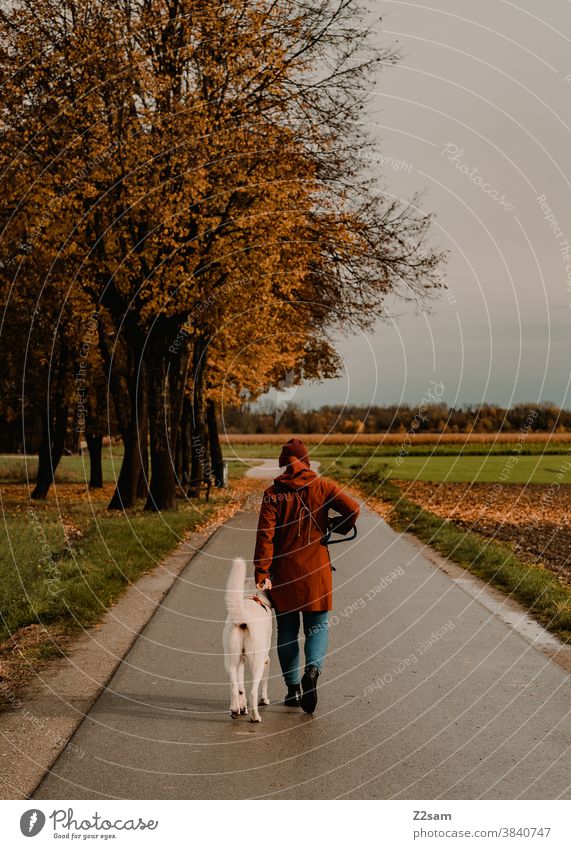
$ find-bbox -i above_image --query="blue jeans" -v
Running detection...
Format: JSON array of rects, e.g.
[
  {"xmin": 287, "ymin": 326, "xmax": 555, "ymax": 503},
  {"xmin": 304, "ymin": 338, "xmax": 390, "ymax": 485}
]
[{"xmin": 276, "ymin": 611, "xmax": 330, "ymax": 686}]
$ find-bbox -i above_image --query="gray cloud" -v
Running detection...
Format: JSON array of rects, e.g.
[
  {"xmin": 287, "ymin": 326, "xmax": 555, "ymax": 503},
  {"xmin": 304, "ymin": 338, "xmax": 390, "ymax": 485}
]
[{"xmin": 290, "ymin": 0, "xmax": 571, "ymax": 409}]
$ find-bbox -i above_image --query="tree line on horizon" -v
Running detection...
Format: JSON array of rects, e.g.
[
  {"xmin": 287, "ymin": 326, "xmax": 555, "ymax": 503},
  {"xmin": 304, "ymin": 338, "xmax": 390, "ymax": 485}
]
[
  {"xmin": 222, "ymin": 401, "xmax": 571, "ymax": 434},
  {"xmin": 0, "ymin": 0, "xmax": 444, "ymax": 507}
]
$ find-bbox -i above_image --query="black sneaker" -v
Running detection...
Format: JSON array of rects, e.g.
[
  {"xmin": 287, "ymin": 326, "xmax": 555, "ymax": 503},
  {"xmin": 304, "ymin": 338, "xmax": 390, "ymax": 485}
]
[
  {"xmin": 300, "ymin": 665, "xmax": 319, "ymax": 714},
  {"xmin": 284, "ymin": 684, "xmax": 301, "ymax": 707}
]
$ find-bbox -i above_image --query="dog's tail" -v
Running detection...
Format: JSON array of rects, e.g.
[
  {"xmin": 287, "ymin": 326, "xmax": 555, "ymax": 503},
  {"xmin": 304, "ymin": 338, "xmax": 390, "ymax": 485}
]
[{"xmin": 225, "ymin": 557, "xmax": 247, "ymax": 624}]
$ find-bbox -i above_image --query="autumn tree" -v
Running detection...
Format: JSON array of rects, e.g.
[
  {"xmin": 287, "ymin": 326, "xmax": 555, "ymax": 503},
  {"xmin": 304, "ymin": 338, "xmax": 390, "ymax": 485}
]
[{"xmin": 0, "ymin": 0, "xmax": 445, "ymax": 510}]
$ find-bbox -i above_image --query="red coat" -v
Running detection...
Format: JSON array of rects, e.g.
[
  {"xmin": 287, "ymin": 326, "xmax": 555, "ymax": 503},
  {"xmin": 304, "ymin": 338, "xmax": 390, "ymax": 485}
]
[{"xmin": 253, "ymin": 465, "xmax": 360, "ymax": 612}]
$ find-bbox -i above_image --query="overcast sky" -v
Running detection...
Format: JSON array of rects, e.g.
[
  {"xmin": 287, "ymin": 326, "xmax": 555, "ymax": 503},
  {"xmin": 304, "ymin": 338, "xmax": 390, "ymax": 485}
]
[{"xmin": 282, "ymin": 0, "xmax": 571, "ymax": 410}]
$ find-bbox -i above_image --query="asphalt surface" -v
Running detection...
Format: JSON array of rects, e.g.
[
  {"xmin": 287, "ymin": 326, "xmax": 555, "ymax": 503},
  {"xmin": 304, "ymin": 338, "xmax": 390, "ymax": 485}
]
[
  {"xmin": 242, "ymin": 457, "xmax": 321, "ymax": 478},
  {"xmin": 34, "ymin": 473, "xmax": 570, "ymax": 799}
]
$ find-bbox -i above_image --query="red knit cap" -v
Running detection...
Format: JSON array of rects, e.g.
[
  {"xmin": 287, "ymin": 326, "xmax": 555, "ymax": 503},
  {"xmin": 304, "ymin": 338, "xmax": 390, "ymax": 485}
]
[{"xmin": 278, "ymin": 438, "xmax": 310, "ymax": 468}]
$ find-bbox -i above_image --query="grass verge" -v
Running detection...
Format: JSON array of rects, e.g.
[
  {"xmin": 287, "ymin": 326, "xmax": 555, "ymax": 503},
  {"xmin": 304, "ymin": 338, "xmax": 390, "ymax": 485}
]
[
  {"xmin": 332, "ymin": 467, "xmax": 571, "ymax": 644},
  {"xmin": 0, "ymin": 472, "xmax": 257, "ymax": 707},
  {"xmin": 0, "ymin": 506, "xmax": 216, "ymax": 643}
]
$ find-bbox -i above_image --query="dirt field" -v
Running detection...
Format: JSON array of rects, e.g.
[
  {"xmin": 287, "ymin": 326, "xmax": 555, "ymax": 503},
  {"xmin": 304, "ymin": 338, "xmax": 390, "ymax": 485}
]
[
  {"xmin": 223, "ymin": 432, "xmax": 571, "ymax": 445},
  {"xmin": 392, "ymin": 480, "xmax": 571, "ymax": 585}
]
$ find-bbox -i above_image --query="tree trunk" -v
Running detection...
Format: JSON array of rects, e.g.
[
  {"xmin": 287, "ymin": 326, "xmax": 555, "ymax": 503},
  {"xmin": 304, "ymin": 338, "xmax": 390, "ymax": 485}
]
[
  {"xmin": 207, "ymin": 398, "xmax": 225, "ymax": 487},
  {"xmin": 108, "ymin": 428, "xmax": 142, "ymax": 509},
  {"xmin": 174, "ymin": 424, "xmax": 183, "ymax": 486},
  {"xmin": 99, "ymin": 315, "xmax": 145, "ymax": 509},
  {"xmin": 136, "ymin": 413, "xmax": 149, "ymax": 500},
  {"xmin": 31, "ymin": 343, "xmax": 69, "ymax": 501},
  {"xmin": 70, "ymin": 428, "xmax": 80, "ymax": 454},
  {"xmin": 86, "ymin": 432, "xmax": 103, "ymax": 488},
  {"xmin": 180, "ymin": 396, "xmax": 191, "ymax": 486},
  {"xmin": 145, "ymin": 323, "xmax": 188, "ymax": 510},
  {"xmin": 188, "ymin": 335, "xmax": 209, "ymax": 497},
  {"xmin": 108, "ymin": 361, "xmax": 147, "ymax": 510},
  {"xmin": 145, "ymin": 351, "xmax": 176, "ymax": 511},
  {"xmin": 31, "ymin": 400, "xmax": 68, "ymax": 500}
]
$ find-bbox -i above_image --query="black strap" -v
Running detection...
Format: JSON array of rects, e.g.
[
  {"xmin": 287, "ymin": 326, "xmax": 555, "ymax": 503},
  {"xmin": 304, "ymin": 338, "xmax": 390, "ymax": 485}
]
[
  {"xmin": 273, "ymin": 486, "xmax": 356, "ymax": 576},
  {"xmin": 322, "ymin": 524, "xmax": 358, "ymax": 546}
]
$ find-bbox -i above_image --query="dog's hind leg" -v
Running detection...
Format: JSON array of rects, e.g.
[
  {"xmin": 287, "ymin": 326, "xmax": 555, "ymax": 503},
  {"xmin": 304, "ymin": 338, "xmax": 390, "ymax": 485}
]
[
  {"xmin": 248, "ymin": 652, "xmax": 266, "ymax": 722},
  {"xmin": 225, "ymin": 628, "xmax": 242, "ymax": 719},
  {"xmin": 259, "ymin": 657, "xmax": 270, "ymax": 706},
  {"xmin": 238, "ymin": 657, "xmax": 247, "ymax": 715},
  {"xmin": 229, "ymin": 659, "xmax": 241, "ymax": 719}
]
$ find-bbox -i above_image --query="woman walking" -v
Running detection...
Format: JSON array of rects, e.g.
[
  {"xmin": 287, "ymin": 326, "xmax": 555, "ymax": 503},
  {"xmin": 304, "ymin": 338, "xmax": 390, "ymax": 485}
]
[{"xmin": 254, "ymin": 438, "xmax": 360, "ymax": 713}]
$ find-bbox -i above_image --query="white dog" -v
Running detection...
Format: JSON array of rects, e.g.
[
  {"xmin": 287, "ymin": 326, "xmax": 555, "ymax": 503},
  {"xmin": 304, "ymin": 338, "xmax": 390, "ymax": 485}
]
[{"xmin": 223, "ymin": 557, "xmax": 273, "ymax": 722}]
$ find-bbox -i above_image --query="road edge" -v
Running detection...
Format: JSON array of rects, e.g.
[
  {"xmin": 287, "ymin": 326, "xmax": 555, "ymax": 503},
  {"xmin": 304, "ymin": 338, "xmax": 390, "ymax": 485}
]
[
  {"xmin": 401, "ymin": 528, "xmax": 571, "ymax": 675},
  {"xmin": 331, "ymin": 475, "xmax": 571, "ymax": 676}
]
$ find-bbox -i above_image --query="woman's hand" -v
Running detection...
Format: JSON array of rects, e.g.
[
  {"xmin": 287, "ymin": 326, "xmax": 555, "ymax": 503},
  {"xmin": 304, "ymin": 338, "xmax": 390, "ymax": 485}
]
[{"xmin": 257, "ymin": 577, "xmax": 272, "ymax": 591}]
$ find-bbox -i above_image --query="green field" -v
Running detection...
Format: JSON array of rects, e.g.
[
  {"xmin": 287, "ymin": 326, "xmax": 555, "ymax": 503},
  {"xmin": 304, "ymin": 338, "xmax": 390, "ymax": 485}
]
[
  {"xmin": 326, "ymin": 453, "xmax": 571, "ymax": 484},
  {"xmin": 224, "ymin": 443, "xmax": 571, "ymax": 485},
  {"xmin": 0, "ymin": 448, "xmax": 124, "ymax": 485},
  {"xmin": 222, "ymin": 440, "xmax": 571, "ymax": 458},
  {"xmin": 0, "ymin": 452, "xmax": 256, "ymax": 486},
  {"xmin": 3, "ymin": 440, "xmax": 570, "ymax": 487}
]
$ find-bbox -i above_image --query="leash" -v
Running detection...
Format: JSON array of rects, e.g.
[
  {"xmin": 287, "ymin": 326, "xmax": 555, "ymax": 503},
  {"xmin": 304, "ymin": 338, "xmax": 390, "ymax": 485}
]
[{"xmin": 249, "ymin": 594, "xmax": 271, "ymax": 612}]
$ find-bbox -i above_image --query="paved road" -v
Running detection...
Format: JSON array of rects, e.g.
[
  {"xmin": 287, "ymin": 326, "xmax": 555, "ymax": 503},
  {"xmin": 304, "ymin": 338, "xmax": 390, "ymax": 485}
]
[
  {"xmin": 242, "ymin": 457, "xmax": 321, "ymax": 478},
  {"xmin": 35, "ymin": 472, "xmax": 570, "ymax": 799}
]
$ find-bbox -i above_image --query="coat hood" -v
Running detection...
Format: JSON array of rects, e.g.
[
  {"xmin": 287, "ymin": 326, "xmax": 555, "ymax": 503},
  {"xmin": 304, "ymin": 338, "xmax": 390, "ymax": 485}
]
[{"xmin": 273, "ymin": 465, "xmax": 318, "ymax": 491}]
